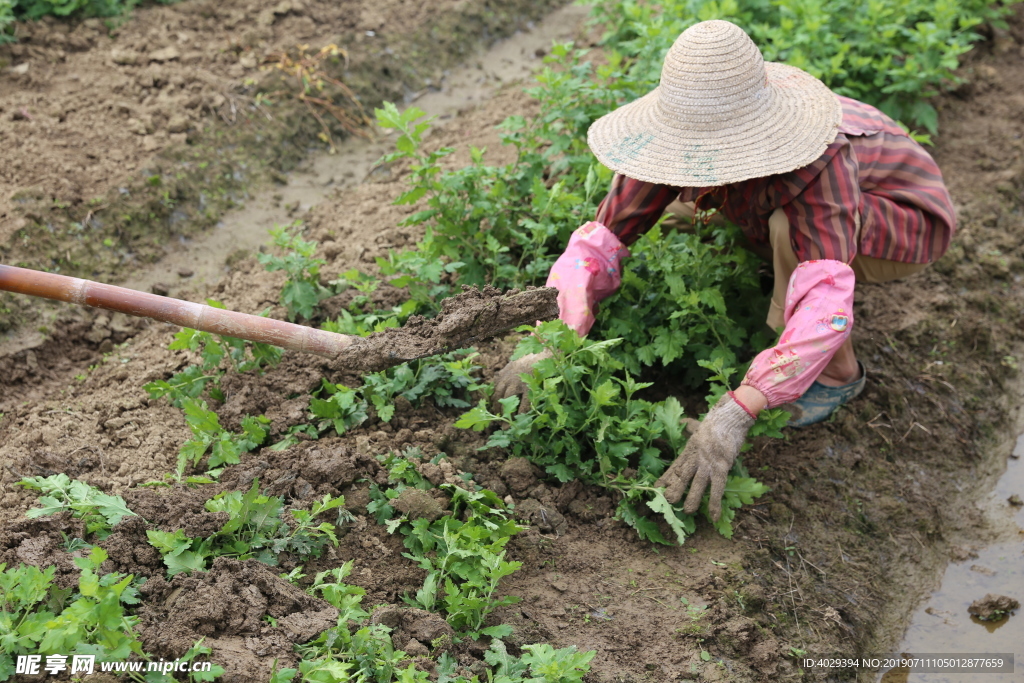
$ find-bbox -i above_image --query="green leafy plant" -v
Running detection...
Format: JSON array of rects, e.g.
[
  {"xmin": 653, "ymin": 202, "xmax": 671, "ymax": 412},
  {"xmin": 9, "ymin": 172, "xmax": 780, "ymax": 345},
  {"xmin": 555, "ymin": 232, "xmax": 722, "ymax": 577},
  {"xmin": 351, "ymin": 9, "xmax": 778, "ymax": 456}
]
[
  {"xmin": 372, "ymin": 79, "xmax": 613, "ymax": 297},
  {"xmin": 0, "ymin": 548, "xmax": 144, "ymax": 681},
  {"xmin": 322, "ymin": 271, "xmax": 419, "ymax": 336},
  {"xmin": 589, "ymin": 0, "xmax": 1018, "ymax": 135},
  {"xmin": 482, "ymin": 639, "xmax": 594, "ymax": 683},
  {"xmin": 144, "ymin": 315, "xmax": 283, "ymax": 408},
  {"xmin": 258, "ymin": 221, "xmax": 334, "ymax": 321},
  {"xmin": 365, "ymin": 452, "xmax": 525, "ymax": 638},
  {"xmin": 256, "ymin": 455, "xmax": 595, "ymax": 680},
  {"xmin": 1, "ymin": 0, "xmax": 184, "ymax": 43},
  {"xmin": 18, "ymin": 474, "xmax": 136, "ymax": 540},
  {"xmin": 306, "ymin": 350, "xmax": 485, "ymax": 437},
  {"xmin": 399, "ymin": 491, "xmax": 524, "ymax": 638},
  {"xmin": 456, "ymin": 321, "xmax": 773, "ymax": 544},
  {"xmin": 593, "ymin": 222, "xmax": 771, "ymax": 382},
  {"xmin": 294, "ymin": 564, "xmax": 411, "ymax": 683},
  {"xmin": 153, "ymin": 639, "xmax": 225, "ymax": 682},
  {"xmin": 146, "ymin": 482, "xmax": 346, "ymax": 576},
  {"xmin": 359, "ymin": 351, "xmax": 487, "ymax": 422},
  {"xmin": 141, "ymin": 321, "xmax": 281, "ymax": 483},
  {"xmin": 174, "ymin": 398, "xmax": 270, "ymax": 481},
  {"xmin": 310, "ymin": 380, "xmax": 370, "ymax": 435},
  {"xmin": 0, "ymin": 0, "xmax": 14, "ymax": 45},
  {"xmin": 292, "ymin": 548, "xmax": 594, "ymax": 683}
]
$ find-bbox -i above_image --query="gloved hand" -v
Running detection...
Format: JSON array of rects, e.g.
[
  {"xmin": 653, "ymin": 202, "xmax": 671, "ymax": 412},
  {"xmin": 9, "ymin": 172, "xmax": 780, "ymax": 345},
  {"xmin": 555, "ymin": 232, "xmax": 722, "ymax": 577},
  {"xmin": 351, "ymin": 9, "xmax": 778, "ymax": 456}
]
[
  {"xmin": 492, "ymin": 350, "xmax": 553, "ymax": 413},
  {"xmin": 654, "ymin": 394, "xmax": 755, "ymax": 520}
]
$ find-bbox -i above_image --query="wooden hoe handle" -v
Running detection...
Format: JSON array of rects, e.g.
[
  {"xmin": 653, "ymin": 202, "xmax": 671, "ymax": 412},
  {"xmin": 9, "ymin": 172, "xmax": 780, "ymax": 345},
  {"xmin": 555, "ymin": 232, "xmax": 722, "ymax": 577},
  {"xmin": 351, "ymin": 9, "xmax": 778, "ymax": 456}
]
[{"xmin": 0, "ymin": 264, "xmax": 354, "ymax": 358}]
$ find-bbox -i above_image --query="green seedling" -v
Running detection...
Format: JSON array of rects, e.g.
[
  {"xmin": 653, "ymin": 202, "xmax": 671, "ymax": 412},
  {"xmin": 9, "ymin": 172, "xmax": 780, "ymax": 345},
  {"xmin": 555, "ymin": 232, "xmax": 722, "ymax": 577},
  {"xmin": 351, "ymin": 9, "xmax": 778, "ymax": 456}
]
[
  {"xmin": 146, "ymin": 482, "xmax": 345, "ymax": 576},
  {"xmin": 258, "ymin": 221, "xmax": 333, "ymax": 321},
  {"xmin": 18, "ymin": 474, "xmax": 136, "ymax": 540},
  {"xmin": 173, "ymin": 398, "xmax": 269, "ymax": 481}
]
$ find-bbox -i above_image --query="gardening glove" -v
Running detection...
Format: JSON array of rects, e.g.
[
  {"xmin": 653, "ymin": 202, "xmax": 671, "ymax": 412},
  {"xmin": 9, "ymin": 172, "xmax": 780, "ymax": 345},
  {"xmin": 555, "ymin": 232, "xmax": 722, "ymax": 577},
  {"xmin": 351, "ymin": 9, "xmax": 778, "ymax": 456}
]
[
  {"xmin": 654, "ymin": 394, "xmax": 755, "ymax": 521},
  {"xmin": 493, "ymin": 350, "xmax": 552, "ymax": 414}
]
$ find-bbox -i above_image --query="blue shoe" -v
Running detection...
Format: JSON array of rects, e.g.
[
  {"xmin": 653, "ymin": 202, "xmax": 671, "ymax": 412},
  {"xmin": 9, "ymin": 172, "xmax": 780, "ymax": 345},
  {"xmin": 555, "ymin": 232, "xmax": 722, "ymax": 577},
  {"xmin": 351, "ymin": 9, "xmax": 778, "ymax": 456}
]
[{"xmin": 780, "ymin": 362, "xmax": 866, "ymax": 427}]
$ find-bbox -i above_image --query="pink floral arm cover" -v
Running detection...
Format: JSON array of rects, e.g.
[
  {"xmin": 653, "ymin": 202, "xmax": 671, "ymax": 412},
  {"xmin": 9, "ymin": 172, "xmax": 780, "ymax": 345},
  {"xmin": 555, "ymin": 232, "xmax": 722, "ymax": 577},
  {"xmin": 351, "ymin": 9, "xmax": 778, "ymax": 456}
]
[
  {"xmin": 545, "ymin": 222, "xmax": 629, "ymax": 336},
  {"xmin": 546, "ymin": 226, "xmax": 854, "ymax": 406},
  {"xmin": 741, "ymin": 259, "xmax": 856, "ymax": 407}
]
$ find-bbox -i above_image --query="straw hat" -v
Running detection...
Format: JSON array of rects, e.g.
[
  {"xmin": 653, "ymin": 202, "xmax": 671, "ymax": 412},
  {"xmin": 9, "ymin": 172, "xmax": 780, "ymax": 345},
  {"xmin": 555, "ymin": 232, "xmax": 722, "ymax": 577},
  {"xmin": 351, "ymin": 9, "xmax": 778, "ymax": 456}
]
[{"xmin": 587, "ymin": 20, "xmax": 843, "ymax": 187}]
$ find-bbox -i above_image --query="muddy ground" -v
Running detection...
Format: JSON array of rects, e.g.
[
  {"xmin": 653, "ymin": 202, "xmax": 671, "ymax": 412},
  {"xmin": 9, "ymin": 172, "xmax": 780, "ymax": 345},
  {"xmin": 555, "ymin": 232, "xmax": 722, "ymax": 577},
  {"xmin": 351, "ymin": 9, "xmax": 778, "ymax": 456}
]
[
  {"xmin": 0, "ymin": 0, "xmax": 564, "ymax": 339},
  {"xmin": 1, "ymin": 1, "xmax": 1024, "ymax": 682}
]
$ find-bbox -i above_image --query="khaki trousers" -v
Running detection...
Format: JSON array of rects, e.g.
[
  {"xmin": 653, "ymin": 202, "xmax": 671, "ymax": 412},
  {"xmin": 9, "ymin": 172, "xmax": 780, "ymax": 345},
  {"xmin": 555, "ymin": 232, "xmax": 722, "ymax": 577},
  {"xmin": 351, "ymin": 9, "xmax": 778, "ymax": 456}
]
[{"xmin": 663, "ymin": 200, "xmax": 930, "ymax": 330}]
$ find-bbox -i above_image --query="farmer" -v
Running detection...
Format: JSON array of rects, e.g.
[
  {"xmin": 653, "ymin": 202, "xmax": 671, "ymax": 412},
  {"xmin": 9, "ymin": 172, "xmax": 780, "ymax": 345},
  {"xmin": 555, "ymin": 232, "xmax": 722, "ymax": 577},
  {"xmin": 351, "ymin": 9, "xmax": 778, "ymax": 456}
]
[{"xmin": 494, "ymin": 20, "xmax": 955, "ymax": 519}]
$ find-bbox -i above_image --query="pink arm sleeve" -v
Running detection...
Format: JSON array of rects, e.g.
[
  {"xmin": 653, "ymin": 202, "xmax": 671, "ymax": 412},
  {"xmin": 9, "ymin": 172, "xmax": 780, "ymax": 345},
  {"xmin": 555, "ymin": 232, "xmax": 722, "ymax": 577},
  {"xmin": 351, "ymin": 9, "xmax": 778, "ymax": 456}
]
[
  {"xmin": 740, "ymin": 259, "xmax": 856, "ymax": 407},
  {"xmin": 545, "ymin": 221, "xmax": 629, "ymax": 336}
]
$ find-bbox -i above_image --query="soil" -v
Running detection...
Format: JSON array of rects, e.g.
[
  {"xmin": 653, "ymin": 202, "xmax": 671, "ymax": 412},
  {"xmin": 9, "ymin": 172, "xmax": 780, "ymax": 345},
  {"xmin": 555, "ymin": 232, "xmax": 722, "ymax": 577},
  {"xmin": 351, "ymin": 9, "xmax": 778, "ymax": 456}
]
[
  {"xmin": 1, "ymin": 2, "xmax": 1024, "ymax": 683},
  {"xmin": 136, "ymin": 557, "xmax": 340, "ymax": 682},
  {"xmin": 0, "ymin": 0, "xmax": 565, "ymax": 339}
]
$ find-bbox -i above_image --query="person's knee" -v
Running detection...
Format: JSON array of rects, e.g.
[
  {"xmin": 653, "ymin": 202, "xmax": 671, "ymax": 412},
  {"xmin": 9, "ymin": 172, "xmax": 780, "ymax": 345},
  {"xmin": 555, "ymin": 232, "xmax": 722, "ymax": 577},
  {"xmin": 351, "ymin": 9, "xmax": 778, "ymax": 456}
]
[{"xmin": 852, "ymin": 256, "xmax": 929, "ymax": 284}]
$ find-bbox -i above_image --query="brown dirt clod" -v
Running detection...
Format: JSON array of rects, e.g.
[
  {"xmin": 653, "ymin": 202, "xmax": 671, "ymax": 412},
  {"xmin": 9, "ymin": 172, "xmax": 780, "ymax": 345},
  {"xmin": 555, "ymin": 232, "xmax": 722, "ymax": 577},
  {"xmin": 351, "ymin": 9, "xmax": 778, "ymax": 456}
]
[
  {"xmin": 370, "ymin": 605, "xmax": 454, "ymax": 652},
  {"xmin": 138, "ymin": 557, "xmax": 339, "ymax": 681},
  {"xmin": 391, "ymin": 488, "xmax": 447, "ymax": 522},
  {"xmin": 968, "ymin": 593, "xmax": 1020, "ymax": 621}
]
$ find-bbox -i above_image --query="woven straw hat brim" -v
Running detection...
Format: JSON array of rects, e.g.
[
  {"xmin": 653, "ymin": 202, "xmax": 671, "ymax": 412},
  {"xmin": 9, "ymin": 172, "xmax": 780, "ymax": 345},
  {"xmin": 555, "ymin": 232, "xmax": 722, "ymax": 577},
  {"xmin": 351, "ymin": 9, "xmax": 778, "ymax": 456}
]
[{"xmin": 587, "ymin": 62, "xmax": 843, "ymax": 188}]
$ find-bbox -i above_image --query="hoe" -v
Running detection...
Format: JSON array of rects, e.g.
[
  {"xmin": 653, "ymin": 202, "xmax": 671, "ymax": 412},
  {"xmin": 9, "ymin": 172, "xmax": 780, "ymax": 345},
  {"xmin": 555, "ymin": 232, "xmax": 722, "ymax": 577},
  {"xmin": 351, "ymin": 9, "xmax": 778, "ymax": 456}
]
[{"xmin": 0, "ymin": 264, "xmax": 559, "ymax": 371}]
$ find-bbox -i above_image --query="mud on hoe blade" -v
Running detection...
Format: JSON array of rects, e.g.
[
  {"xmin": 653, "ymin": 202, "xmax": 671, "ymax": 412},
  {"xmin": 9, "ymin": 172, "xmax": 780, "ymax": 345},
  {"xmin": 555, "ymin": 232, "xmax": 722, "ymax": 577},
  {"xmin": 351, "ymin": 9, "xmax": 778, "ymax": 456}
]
[
  {"xmin": 330, "ymin": 285, "xmax": 559, "ymax": 372},
  {"xmin": 0, "ymin": 265, "xmax": 559, "ymax": 371}
]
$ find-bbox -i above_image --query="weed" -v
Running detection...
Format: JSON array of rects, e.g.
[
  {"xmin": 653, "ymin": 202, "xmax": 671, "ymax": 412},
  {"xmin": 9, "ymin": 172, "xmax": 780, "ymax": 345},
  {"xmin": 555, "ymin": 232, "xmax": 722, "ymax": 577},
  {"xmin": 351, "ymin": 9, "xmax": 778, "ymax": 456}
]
[
  {"xmin": 732, "ymin": 590, "xmax": 747, "ymax": 612},
  {"xmin": 485, "ymin": 639, "xmax": 594, "ymax": 683},
  {"xmin": 279, "ymin": 566, "xmax": 308, "ymax": 586},
  {"xmin": 593, "ymin": 222, "xmax": 770, "ymax": 383},
  {"xmin": 359, "ymin": 351, "xmax": 487, "ymax": 422},
  {"xmin": 305, "ymin": 351, "xmax": 485, "ymax": 441},
  {"xmin": 309, "ymin": 380, "xmax": 370, "ymax": 435},
  {"xmin": 393, "ymin": 485, "xmax": 524, "ymax": 638},
  {"xmin": 457, "ymin": 321, "xmax": 773, "ymax": 544},
  {"xmin": 371, "ymin": 80, "xmax": 613, "ymax": 308},
  {"xmin": 144, "ymin": 312, "xmax": 282, "ymax": 408},
  {"xmin": 145, "ymin": 481, "xmax": 345, "ymax": 575},
  {"xmin": 173, "ymin": 398, "xmax": 270, "ymax": 481},
  {"xmin": 322, "ymin": 269, "xmax": 419, "ymax": 336},
  {"xmin": 258, "ymin": 221, "xmax": 334, "ymax": 321},
  {"xmin": 362, "ymin": 451, "xmax": 525, "ymax": 639},
  {"xmin": 18, "ymin": 474, "xmax": 136, "ymax": 540},
  {"xmin": 0, "ymin": 548, "xmax": 143, "ymax": 677},
  {"xmin": 262, "ymin": 44, "xmax": 372, "ymax": 152},
  {"xmin": 163, "ymin": 640, "xmax": 225, "ymax": 682},
  {"xmin": 293, "ymin": 561, "xmax": 594, "ymax": 682}
]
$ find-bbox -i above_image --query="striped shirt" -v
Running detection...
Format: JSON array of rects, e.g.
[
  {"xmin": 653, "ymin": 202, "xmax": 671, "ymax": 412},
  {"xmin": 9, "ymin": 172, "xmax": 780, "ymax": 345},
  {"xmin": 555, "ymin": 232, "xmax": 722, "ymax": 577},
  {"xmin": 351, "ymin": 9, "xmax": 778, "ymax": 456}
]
[{"xmin": 594, "ymin": 96, "xmax": 956, "ymax": 265}]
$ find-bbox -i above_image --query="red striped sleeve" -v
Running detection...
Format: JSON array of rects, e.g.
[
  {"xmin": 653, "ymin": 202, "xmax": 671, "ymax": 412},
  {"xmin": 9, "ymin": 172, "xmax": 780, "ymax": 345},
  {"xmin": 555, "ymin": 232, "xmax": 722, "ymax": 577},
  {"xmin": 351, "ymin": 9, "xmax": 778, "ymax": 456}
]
[{"xmin": 595, "ymin": 173, "xmax": 679, "ymax": 246}]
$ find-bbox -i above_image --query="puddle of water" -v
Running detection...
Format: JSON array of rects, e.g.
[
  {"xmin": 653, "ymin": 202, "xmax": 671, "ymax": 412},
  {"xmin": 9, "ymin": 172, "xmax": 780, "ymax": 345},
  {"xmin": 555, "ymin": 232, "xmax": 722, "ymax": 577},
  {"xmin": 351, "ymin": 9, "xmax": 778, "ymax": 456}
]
[
  {"xmin": 122, "ymin": 2, "xmax": 591, "ymax": 298},
  {"xmin": 878, "ymin": 436, "xmax": 1024, "ymax": 683}
]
